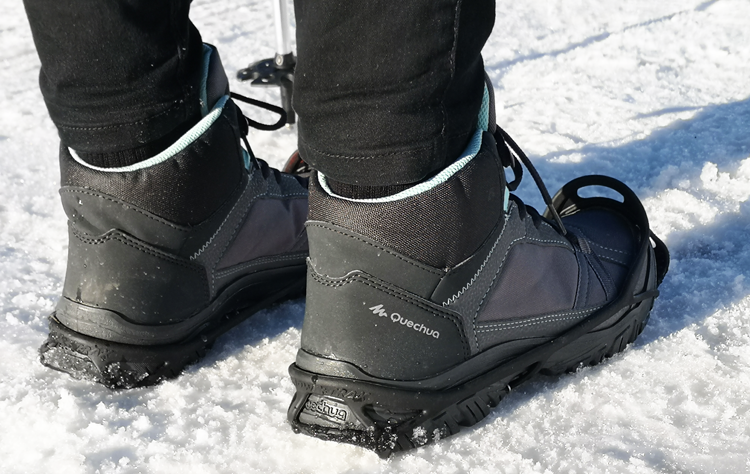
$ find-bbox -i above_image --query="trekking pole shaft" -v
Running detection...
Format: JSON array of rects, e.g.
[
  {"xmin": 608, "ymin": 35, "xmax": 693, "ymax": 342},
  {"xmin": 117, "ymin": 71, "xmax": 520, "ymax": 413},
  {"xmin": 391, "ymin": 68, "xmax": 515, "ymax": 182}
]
[{"xmin": 273, "ymin": 0, "xmax": 292, "ymax": 55}]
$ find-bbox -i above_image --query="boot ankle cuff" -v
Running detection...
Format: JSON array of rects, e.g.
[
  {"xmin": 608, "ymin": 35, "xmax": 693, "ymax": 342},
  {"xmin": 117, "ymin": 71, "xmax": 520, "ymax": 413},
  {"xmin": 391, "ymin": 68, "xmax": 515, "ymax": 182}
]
[{"xmin": 75, "ymin": 117, "xmax": 199, "ymax": 169}]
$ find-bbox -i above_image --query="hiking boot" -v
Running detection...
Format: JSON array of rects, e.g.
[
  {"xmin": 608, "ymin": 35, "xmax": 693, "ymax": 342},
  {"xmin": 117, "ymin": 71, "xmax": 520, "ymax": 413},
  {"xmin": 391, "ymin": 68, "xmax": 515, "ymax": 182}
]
[
  {"xmin": 287, "ymin": 82, "xmax": 669, "ymax": 456},
  {"xmin": 39, "ymin": 45, "xmax": 309, "ymax": 389}
]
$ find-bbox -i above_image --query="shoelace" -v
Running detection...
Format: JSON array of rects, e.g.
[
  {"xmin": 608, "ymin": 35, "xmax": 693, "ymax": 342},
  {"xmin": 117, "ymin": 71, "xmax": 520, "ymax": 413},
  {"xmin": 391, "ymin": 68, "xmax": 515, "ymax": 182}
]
[
  {"xmin": 230, "ymin": 91, "xmax": 286, "ymax": 171},
  {"xmin": 230, "ymin": 92, "xmax": 309, "ymax": 186},
  {"xmin": 493, "ymin": 125, "xmax": 567, "ymax": 236},
  {"xmin": 231, "ymin": 91, "xmax": 287, "ymax": 131}
]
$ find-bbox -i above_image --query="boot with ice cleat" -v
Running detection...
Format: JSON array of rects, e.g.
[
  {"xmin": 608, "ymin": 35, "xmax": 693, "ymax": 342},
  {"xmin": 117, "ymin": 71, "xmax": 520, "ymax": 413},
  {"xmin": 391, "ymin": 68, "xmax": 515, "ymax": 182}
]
[
  {"xmin": 39, "ymin": 45, "xmax": 309, "ymax": 389},
  {"xmin": 287, "ymin": 83, "xmax": 669, "ymax": 456}
]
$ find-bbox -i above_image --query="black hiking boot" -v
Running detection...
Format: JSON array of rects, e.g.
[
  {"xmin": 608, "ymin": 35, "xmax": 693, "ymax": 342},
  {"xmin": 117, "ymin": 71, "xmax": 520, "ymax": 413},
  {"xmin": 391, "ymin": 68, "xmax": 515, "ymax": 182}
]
[
  {"xmin": 39, "ymin": 45, "xmax": 309, "ymax": 389},
  {"xmin": 287, "ymin": 83, "xmax": 669, "ymax": 456}
]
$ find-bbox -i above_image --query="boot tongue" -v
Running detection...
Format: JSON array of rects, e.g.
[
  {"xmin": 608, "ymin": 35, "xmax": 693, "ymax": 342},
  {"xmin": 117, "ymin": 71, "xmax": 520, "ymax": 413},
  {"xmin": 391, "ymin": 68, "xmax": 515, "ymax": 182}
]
[{"xmin": 200, "ymin": 44, "xmax": 230, "ymax": 116}]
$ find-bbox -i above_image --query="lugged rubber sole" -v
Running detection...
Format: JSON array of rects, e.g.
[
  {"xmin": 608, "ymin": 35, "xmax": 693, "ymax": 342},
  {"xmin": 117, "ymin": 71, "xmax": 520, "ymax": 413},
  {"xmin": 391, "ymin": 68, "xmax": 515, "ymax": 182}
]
[
  {"xmin": 288, "ymin": 297, "xmax": 653, "ymax": 457},
  {"xmin": 40, "ymin": 276, "xmax": 305, "ymax": 389}
]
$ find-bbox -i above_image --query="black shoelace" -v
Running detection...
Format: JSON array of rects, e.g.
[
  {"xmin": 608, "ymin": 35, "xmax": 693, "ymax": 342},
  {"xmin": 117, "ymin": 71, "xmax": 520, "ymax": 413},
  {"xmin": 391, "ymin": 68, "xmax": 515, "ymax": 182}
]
[
  {"xmin": 230, "ymin": 92, "xmax": 310, "ymax": 186},
  {"xmin": 231, "ymin": 91, "xmax": 287, "ymax": 131},
  {"xmin": 493, "ymin": 125, "xmax": 567, "ymax": 236},
  {"xmin": 230, "ymin": 91, "xmax": 287, "ymax": 171}
]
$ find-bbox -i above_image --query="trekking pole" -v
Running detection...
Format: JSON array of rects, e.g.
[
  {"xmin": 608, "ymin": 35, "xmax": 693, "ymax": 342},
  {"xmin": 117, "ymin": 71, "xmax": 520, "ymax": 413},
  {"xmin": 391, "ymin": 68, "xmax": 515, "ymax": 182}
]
[{"xmin": 237, "ymin": 0, "xmax": 296, "ymax": 124}]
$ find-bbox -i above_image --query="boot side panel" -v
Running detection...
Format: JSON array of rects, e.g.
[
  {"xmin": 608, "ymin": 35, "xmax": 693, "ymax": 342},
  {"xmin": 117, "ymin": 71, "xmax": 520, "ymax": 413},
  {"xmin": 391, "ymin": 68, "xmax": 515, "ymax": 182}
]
[
  {"xmin": 60, "ymin": 225, "xmax": 209, "ymax": 326},
  {"xmin": 300, "ymin": 224, "xmax": 469, "ymax": 381},
  {"xmin": 301, "ymin": 269, "xmax": 469, "ymax": 381}
]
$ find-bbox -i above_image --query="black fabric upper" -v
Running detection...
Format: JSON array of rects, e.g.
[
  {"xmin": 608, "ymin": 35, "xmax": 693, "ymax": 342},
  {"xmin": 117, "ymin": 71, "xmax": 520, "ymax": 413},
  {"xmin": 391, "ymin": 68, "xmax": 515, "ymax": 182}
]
[
  {"xmin": 60, "ymin": 102, "xmax": 244, "ymax": 226},
  {"xmin": 308, "ymin": 132, "xmax": 506, "ymax": 269}
]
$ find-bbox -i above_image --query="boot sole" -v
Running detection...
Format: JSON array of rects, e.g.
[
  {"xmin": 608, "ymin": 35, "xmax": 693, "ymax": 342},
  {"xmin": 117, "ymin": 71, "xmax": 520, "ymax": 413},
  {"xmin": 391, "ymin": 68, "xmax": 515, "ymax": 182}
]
[
  {"xmin": 40, "ymin": 268, "xmax": 306, "ymax": 389},
  {"xmin": 287, "ymin": 294, "xmax": 653, "ymax": 457}
]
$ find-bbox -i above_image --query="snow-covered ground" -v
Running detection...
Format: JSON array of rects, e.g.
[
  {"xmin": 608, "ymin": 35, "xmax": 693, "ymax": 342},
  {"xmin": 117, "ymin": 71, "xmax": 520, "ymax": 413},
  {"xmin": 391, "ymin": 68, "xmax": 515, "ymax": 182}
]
[{"xmin": 1, "ymin": 0, "xmax": 749, "ymax": 472}]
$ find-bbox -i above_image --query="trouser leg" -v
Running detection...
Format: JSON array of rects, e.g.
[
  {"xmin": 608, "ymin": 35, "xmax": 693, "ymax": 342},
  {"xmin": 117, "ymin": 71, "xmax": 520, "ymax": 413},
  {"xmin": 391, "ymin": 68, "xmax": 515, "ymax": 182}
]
[
  {"xmin": 293, "ymin": 0, "xmax": 496, "ymax": 186},
  {"xmin": 23, "ymin": 0, "xmax": 203, "ymax": 164}
]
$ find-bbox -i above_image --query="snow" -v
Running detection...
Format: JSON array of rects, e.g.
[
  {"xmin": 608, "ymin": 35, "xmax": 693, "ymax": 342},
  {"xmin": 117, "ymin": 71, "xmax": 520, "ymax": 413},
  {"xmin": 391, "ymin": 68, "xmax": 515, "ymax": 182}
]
[{"xmin": 1, "ymin": 0, "xmax": 749, "ymax": 472}]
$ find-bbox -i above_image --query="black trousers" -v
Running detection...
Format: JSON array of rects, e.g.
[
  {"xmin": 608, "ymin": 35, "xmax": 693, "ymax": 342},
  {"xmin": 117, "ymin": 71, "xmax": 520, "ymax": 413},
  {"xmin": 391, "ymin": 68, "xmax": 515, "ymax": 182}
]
[{"xmin": 23, "ymin": 0, "xmax": 495, "ymax": 186}]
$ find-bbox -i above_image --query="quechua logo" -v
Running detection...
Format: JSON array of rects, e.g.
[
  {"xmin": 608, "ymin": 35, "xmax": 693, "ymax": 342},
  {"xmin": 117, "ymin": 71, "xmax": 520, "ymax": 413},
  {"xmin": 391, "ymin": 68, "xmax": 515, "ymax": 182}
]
[{"xmin": 369, "ymin": 304, "xmax": 440, "ymax": 339}]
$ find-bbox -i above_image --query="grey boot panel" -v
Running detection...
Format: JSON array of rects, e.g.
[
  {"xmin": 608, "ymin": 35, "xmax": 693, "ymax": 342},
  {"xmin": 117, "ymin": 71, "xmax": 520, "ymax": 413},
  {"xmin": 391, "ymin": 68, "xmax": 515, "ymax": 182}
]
[
  {"xmin": 60, "ymin": 226, "xmax": 209, "ymax": 326},
  {"xmin": 302, "ymin": 266, "xmax": 470, "ymax": 380},
  {"xmin": 478, "ymin": 242, "xmax": 579, "ymax": 321},
  {"xmin": 217, "ymin": 197, "xmax": 308, "ymax": 270},
  {"xmin": 214, "ymin": 161, "xmax": 310, "ymax": 272}
]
